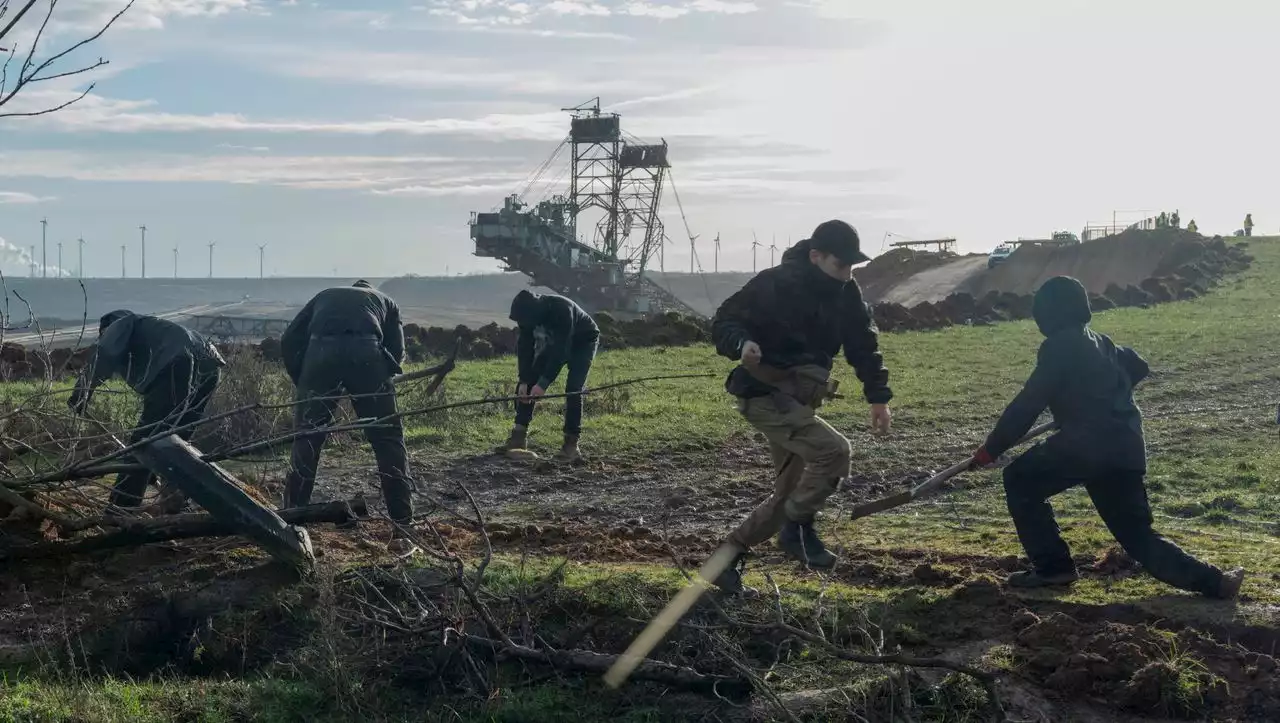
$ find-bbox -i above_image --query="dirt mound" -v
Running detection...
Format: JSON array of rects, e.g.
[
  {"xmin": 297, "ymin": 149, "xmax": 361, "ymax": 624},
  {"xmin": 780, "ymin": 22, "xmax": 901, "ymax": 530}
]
[
  {"xmin": 1012, "ymin": 610, "xmax": 1280, "ymax": 720},
  {"xmin": 853, "ymin": 247, "xmax": 974, "ymax": 301},
  {"xmin": 871, "ymin": 233, "xmax": 1251, "ymax": 332},
  {"xmin": 251, "ymin": 313, "xmax": 710, "ymax": 366},
  {"xmin": 0, "ymin": 343, "xmax": 93, "ymax": 382}
]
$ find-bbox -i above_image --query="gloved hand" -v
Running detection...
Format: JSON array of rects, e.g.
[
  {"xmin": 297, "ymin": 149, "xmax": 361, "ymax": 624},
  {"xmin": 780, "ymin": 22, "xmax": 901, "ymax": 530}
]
[
  {"xmin": 67, "ymin": 388, "xmax": 91, "ymax": 416},
  {"xmin": 968, "ymin": 446, "xmax": 995, "ymax": 470}
]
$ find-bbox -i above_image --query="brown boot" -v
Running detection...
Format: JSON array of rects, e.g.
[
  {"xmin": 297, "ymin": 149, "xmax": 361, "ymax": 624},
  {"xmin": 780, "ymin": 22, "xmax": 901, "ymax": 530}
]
[
  {"xmin": 493, "ymin": 424, "xmax": 528, "ymax": 454},
  {"xmin": 556, "ymin": 434, "xmax": 582, "ymax": 463}
]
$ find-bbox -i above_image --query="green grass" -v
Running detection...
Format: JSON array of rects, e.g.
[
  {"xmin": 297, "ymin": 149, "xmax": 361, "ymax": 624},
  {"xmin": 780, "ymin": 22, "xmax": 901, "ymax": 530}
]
[{"xmin": 5, "ymin": 237, "xmax": 1278, "ymax": 721}]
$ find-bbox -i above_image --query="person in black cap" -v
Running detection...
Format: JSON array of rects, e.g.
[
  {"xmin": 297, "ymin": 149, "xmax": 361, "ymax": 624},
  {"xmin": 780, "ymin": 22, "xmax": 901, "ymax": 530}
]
[
  {"xmin": 280, "ymin": 280, "xmax": 417, "ymax": 556},
  {"xmin": 971, "ymin": 275, "xmax": 1244, "ymax": 598},
  {"xmin": 495, "ymin": 289, "xmax": 600, "ymax": 462},
  {"xmin": 68, "ymin": 310, "xmax": 226, "ymax": 513},
  {"xmin": 703, "ymin": 219, "xmax": 892, "ymax": 595}
]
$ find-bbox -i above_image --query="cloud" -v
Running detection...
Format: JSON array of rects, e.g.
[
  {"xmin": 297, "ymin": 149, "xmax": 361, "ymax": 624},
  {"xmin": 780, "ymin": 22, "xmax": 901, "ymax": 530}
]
[
  {"xmin": 419, "ymin": 0, "xmax": 759, "ymax": 25},
  {"xmin": 0, "ymin": 149, "xmax": 536, "ymax": 192},
  {"xmin": 544, "ymin": 1, "xmax": 611, "ymax": 16},
  {"xmin": 0, "ymin": 90, "xmax": 569, "ymax": 139},
  {"xmin": 34, "ymin": 0, "xmax": 258, "ymax": 36},
  {"xmin": 0, "ymin": 191, "xmax": 55, "ymax": 204}
]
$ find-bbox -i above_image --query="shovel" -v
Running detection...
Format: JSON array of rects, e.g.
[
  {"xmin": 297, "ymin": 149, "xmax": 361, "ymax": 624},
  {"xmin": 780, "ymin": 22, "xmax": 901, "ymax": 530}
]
[{"xmin": 847, "ymin": 421, "xmax": 1057, "ymax": 520}]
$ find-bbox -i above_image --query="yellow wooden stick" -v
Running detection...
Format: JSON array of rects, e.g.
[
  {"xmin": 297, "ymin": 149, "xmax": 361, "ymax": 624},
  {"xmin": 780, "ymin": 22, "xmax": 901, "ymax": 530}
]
[{"xmin": 603, "ymin": 543, "xmax": 740, "ymax": 688}]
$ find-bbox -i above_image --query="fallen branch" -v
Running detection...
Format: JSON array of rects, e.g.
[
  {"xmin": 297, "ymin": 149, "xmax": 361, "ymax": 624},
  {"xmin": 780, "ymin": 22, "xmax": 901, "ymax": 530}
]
[
  {"xmin": 463, "ymin": 633, "xmax": 751, "ymax": 695},
  {"xmin": 0, "ymin": 497, "xmax": 366, "ymax": 561}
]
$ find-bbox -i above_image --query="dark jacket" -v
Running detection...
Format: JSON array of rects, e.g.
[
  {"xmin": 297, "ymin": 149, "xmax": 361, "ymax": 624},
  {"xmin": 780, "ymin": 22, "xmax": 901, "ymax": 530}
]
[
  {"xmin": 510, "ymin": 290, "xmax": 600, "ymax": 389},
  {"xmin": 711, "ymin": 239, "xmax": 892, "ymax": 404},
  {"xmin": 85, "ymin": 310, "xmax": 225, "ymax": 394},
  {"xmin": 281, "ymin": 285, "xmax": 405, "ymax": 382},
  {"xmin": 984, "ymin": 276, "xmax": 1149, "ymax": 471}
]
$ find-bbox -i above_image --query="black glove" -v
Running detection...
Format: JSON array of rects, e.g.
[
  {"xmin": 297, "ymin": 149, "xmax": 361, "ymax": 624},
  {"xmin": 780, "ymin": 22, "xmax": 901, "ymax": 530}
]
[{"xmin": 67, "ymin": 387, "xmax": 92, "ymax": 415}]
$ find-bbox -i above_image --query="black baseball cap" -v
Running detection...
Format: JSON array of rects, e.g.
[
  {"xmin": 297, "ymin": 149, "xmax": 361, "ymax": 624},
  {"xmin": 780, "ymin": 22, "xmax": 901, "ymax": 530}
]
[{"xmin": 808, "ymin": 220, "xmax": 870, "ymax": 264}]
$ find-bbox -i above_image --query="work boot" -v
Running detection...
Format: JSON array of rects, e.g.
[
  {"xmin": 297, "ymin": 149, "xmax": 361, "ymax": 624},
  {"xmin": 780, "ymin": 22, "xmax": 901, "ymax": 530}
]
[
  {"xmin": 1006, "ymin": 569, "xmax": 1080, "ymax": 589},
  {"xmin": 1212, "ymin": 567, "xmax": 1246, "ymax": 600},
  {"xmin": 710, "ymin": 553, "xmax": 758, "ymax": 597},
  {"xmin": 778, "ymin": 521, "xmax": 838, "ymax": 569},
  {"xmin": 494, "ymin": 424, "xmax": 528, "ymax": 454},
  {"xmin": 556, "ymin": 434, "xmax": 582, "ymax": 463}
]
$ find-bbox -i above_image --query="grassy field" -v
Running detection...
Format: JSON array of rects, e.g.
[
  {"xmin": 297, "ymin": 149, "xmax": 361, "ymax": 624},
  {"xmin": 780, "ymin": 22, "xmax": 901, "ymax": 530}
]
[{"xmin": 2, "ymin": 237, "xmax": 1278, "ymax": 722}]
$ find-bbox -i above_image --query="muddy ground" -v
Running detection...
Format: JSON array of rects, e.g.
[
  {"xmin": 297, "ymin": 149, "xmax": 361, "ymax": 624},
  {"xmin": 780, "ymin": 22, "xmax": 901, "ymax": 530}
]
[{"xmin": 4, "ymin": 429, "xmax": 1278, "ymax": 722}]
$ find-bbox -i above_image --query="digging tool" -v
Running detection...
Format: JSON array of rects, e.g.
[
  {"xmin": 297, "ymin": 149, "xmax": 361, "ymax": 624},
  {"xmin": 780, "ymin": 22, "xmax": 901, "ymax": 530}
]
[
  {"xmin": 605, "ymin": 420, "xmax": 1058, "ymax": 690},
  {"xmin": 390, "ymin": 337, "xmax": 462, "ymax": 387},
  {"xmin": 847, "ymin": 421, "xmax": 1057, "ymax": 521},
  {"xmin": 603, "ymin": 543, "xmax": 740, "ymax": 689}
]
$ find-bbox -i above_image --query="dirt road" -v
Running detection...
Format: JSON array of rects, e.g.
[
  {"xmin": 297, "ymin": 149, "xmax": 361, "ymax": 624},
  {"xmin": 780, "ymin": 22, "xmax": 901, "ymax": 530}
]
[{"xmin": 879, "ymin": 256, "xmax": 990, "ymax": 306}]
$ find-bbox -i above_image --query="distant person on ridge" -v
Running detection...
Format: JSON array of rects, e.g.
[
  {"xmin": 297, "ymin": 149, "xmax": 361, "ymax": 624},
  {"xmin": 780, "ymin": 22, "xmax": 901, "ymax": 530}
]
[
  {"xmin": 704, "ymin": 220, "xmax": 892, "ymax": 595},
  {"xmin": 969, "ymin": 276, "xmax": 1244, "ymax": 598},
  {"xmin": 1171, "ymin": 210, "xmax": 1180, "ymax": 229},
  {"xmin": 280, "ymin": 280, "xmax": 416, "ymax": 557},
  {"xmin": 68, "ymin": 310, "xmax": 226, "ymax": 513},
  {"xmin": 494, "ymin": 290, "xmax": 600, "ymax": 463},
  {"xmin": 1187, "ymin": 219, "xmax": 1198, "ymax": 234},
  {"xmin": 1244, "ymin": 213, "xmax": 1254, "ymax": 237}
]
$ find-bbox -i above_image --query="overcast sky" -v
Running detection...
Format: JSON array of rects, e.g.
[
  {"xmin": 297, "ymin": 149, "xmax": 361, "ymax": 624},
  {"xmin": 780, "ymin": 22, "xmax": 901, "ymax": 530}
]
[{"xmin": 0, "ymin": 0, "xmax": 1275, "ymax": 279}]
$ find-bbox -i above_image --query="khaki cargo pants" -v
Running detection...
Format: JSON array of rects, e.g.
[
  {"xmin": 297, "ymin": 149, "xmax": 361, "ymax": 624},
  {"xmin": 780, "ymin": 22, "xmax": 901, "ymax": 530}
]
[{"xmin": 728, "ymin": 394, "xmax": 852, "ymax": 549}]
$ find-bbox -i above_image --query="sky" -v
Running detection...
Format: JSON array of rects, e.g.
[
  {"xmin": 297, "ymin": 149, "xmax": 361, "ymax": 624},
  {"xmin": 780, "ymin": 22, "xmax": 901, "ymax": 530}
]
[{"xmin": 0, "ymin": 0, "xmax": 1276, "ymax": 279}]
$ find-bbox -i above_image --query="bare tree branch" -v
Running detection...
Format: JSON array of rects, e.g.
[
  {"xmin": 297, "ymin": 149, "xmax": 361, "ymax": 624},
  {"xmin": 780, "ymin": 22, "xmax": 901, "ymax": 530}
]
[{"xmin": 0, "ymin": 0, "xmax": 133, "ymax": 118}]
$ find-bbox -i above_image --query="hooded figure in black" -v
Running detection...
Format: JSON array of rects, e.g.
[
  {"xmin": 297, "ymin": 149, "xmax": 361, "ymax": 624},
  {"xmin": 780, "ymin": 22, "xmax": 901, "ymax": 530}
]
[
  {"xmin": 69, "ymin": 310, "xmax": 226, "ymax": 512},
  {"xmin": 495, "ymin": 289, "xmax": 600, "ymax": 461},
  {"xmin": 972, "ymin": 276, "xmax": 1243, "ymax": 598},
  {"xmin": 281, "ymin": 280, "xmax": 416, "ymax": 556}
]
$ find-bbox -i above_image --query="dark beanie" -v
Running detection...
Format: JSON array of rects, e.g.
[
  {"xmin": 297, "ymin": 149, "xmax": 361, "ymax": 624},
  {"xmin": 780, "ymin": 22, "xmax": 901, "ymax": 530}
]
[
  {"xmin": 509, "ymin": 289, "xmax": 540, "ymax": 326},
  {"xmin": 99, "ymin": 309, "xmax": 133, "ymax": 335},
  {"xmin": 1032, "ymin": 276, "xmax": 1091, "ymax": 336},
  {"xmin": 352, "ymin": 279, "xmax": 372, "ymax": 289},
  {"xmin": 808, "ymin": 220, "xmax": 870, "ymax": 264}
]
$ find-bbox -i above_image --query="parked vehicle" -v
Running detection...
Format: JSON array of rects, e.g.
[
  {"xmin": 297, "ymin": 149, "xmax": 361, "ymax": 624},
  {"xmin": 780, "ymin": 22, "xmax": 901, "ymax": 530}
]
[{"xmin": 988, "ymin": 243, "xmax": 1015, "ymax": 269}]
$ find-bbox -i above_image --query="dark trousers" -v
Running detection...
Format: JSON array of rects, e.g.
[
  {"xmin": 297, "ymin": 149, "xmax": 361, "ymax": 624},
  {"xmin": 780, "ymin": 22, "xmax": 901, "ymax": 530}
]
[
  {"xmin": 1003, "ymin": 443, "xmax": 1223, "ymax": 595},
  {"xmin": 515, "ymin": 340, "xmax": 596, "ymax": 436},
  {"xmin": 110, "ymin": 356, "xmax": 221, "ymax": 508},
  {"xmin": 284, "ymin": 340, "xmax": 413, "ymax": 525}
]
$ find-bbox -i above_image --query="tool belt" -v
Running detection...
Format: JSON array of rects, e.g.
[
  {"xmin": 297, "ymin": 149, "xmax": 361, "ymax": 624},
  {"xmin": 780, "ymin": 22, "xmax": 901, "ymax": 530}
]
[{"xmin": 745, "ymin": 363, "xmax": 840, "ymax": 411}]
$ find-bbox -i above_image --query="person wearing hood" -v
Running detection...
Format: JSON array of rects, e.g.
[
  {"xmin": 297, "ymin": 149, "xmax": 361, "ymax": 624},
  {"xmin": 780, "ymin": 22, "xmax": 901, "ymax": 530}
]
[
  {"xmin": 971, "ymin": 276, "xmax": 1244, "ymax": 598},
  {"xmin": 1243, "ymin": 213, "xmax": 1254, "ymax": 237},
  {"xmin": 280, "ymin": 280, "xmax": 416, "ymax": 556},
  {"xmin": 706, "ymin": 220, "xmax": 892, "ymax": 595},
  {"xmin": 68, "ymin": 310, "xmax": 226, "ymax": 512},
  {"xmin": 495, "ymin": 289, "xmax": 600, "ymax": 462}
]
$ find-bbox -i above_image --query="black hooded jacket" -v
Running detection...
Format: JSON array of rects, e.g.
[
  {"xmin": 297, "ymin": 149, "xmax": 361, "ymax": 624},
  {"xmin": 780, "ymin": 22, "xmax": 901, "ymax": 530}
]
[
  {"xmin": 281, "ymin": 283, "xmax": 405, "ymax": 382},
  {"xmin": 711, "ymin": 239, "xmax": 891, "ymax": 404},
  {"xmin": 510, "ymin": 290, "xmax": 600, "ymax": 389},
  {"xmin": 85, "ymin": 310, "xmax": 225, "ymax": 394},
  {"xmin": 984, "ymin": 276, "xmax": 1149, "ymax": 471}
]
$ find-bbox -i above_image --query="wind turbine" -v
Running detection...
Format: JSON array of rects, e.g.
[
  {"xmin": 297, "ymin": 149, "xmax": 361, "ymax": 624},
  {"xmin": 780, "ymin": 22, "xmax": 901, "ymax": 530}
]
[
  {"xmin": 713, "ymin": 233, "xmax": 721, "ymax": 273},
  {"xmin": 688, "ymin": 233, "xmax": 700, "ymax": 274},
  {"xmin": 751, "ymin": 232, "xmax": 762, "ymax": 273},
  {"xmin": 769, "ymin": 234, "xmax": 778, "ymax": 267},
  {"xmin": 207, "ymin": 241, "xmax": 216, "ymax": 278},
  {"xmin": 78, "ymin": 237, "xmax": 85, "ymax": 278},
  {"xmin": 258, "ymin": 244, "xmax": 267, "ymax": 279},
  {"xmin": 173, "ymin": 245, "xmax": 179, "ymax": 278}
]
